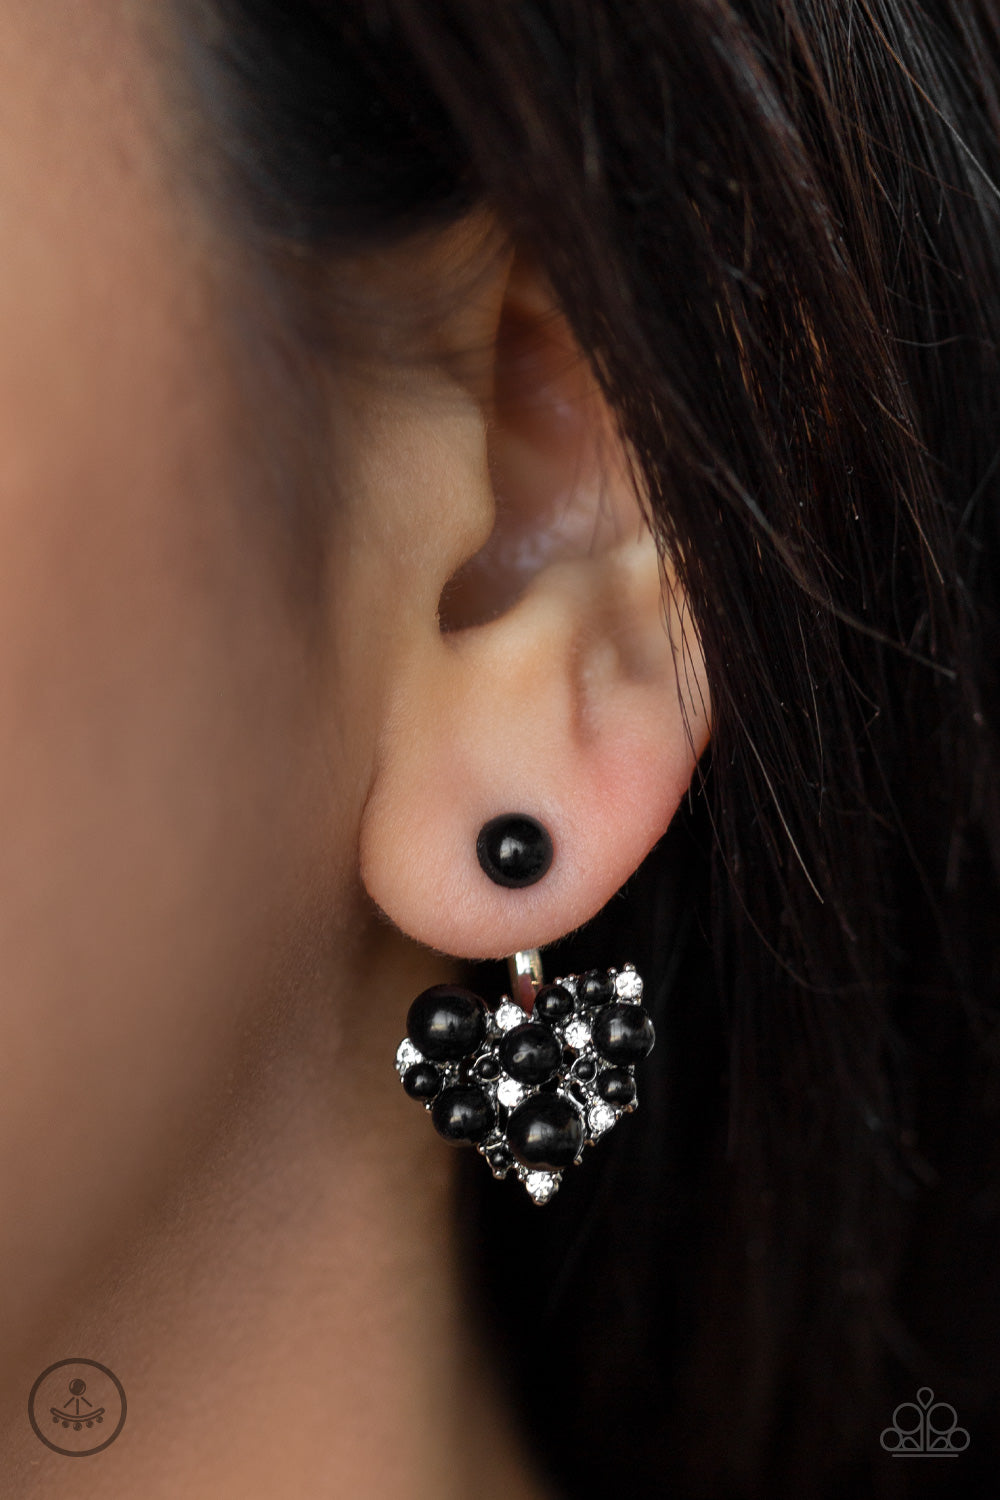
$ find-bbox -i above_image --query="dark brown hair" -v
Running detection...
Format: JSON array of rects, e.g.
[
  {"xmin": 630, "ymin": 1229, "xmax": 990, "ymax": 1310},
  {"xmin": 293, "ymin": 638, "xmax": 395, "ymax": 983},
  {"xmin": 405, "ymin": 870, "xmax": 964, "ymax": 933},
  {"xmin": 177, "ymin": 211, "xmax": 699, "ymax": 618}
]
[{"xmin": 179, "ymin": 2, "xmax": 1000, "ymax": 1493}]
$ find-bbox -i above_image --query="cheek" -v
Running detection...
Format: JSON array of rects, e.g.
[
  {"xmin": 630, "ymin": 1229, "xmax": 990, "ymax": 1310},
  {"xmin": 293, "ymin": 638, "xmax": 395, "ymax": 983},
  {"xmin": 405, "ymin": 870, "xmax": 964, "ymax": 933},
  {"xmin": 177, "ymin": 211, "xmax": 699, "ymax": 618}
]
[
  {"xmin": 0, "ymin": 285, "xmax": 350, "ymax": 1345},
  {"xmin": 0, "ymin": 1, "xmax": 363, "ymax": 1369}
]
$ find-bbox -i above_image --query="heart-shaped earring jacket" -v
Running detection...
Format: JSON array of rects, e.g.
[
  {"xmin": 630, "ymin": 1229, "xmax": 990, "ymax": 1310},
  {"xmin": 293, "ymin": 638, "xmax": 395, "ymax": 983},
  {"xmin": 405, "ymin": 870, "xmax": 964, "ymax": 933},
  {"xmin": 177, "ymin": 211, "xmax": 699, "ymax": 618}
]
[{"xmin": 394, "ymin": 948, "xmax": 654, "ymax": 1205}]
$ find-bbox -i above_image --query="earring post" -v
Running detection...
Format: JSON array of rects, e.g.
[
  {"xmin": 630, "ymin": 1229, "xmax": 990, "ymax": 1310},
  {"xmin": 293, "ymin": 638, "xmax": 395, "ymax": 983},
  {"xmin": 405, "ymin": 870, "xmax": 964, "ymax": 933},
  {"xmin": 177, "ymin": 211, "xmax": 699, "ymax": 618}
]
[{"xmin": 507, "ymin": 949, "xmax": 543, "ymax": 1011}]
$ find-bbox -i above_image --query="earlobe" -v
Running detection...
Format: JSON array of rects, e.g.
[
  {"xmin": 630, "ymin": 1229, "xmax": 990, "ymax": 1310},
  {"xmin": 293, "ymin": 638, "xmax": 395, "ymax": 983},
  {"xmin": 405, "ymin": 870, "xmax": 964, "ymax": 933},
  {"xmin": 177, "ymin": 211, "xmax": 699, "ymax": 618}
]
[{"xmin": 357, "ymin": 254, "xmax": 710, "ymax": 959}]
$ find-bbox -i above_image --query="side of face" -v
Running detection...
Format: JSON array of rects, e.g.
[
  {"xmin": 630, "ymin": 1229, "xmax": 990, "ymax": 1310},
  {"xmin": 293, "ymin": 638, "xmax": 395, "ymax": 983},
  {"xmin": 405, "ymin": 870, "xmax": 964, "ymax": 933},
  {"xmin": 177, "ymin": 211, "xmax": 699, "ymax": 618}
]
[
  {"xmin": 0, "ymin": 4, "xmax": 370, "ymax": 1356},
  {"xmin": 0, "ymin": 2, "xmax": 707, "ymax": 1365}
]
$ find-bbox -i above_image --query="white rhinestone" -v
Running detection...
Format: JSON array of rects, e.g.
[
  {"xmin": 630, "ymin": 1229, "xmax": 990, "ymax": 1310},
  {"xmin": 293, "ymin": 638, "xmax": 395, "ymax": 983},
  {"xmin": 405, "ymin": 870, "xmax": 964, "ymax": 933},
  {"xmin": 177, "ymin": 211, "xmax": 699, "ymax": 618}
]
[
  {"xmin": 395, "ymin": 1038, "xmax": 421, "ymax": 1072},
  {"xmin": 496, "ymin": 1076, "xmax": 525, "ymax": 1109},
  {"xmin": 494, "ymin": 1000, "xmax": 526, "ymax": 1032},
  {"xmin": 563, "ymin": 1018, "xmax": 591, "ymax": 1050},
  {"xmin": 588, "ymin": 1101, "xmax": 617, "ymax": 1137},
  {"xmin": 556, "ymin": 974, "xmax": 578, "ymax": 997},
  {"xmin": 523, "ymin": 1171, "xmax": 559, "ymax": 1205},
  {"xmin": 615, "ymin": 967, "xmax": 643, "ymax": 1001}
]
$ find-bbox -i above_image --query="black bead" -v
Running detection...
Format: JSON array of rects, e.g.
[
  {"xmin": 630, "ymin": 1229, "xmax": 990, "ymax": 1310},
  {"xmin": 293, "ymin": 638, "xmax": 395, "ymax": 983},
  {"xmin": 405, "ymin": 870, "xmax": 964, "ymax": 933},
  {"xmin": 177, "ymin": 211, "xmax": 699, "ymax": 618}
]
[
  {"xmin": 534, "ymin": 983, "xmax": 575, "ymax": 1023},
  {"xmin": 402, "ymin": 1061, "xmax": 442, "ymax": 1100},
  {"xmin": 486, "ymin": 1144, "xmax": 513, "ymax": 1177},
  {"xmin": 499, "ymin": 1022, "xmax": 561, "ymax": 1084},
  {"xmin": 592, "ymin": 1003, "xmax": 655, "ymax": 1063},
  {"xmin": 597, "ymin": 1067, "xmax": 636, "ymax": 1106},
  {"xmin": 579, "ymin": 970, "xmax": 615, "ymax": 1008},
  {"xmin": 572, "ymin": 1056, "xmax": 597, "ymax": 1083},
  {"xmin": 473, "ymin": 1052, "xmax": 501, "ymax": 1081},
  {"xmin": 476, "ymin": 814, "xmax": 553, "ymax": 888},
  {"xmin": 508, "ymin": 1093, "xmax": 585, "ymax": 1170},
  {"xmin": 407, "ymin": 985, "xmax": 487, "ymax": 1062},
  {"xmin": 431, "ymin": 1085, "xmax": 495, "ymax": 1143}
]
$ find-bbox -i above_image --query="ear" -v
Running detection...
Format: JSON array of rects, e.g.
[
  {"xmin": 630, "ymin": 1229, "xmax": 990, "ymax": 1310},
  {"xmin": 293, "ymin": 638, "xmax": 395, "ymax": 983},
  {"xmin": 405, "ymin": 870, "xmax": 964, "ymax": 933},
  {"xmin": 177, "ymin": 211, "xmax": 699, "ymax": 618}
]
[{"xmin": 357, "ymin": 241, "xmax": 710, "ymax": 961}]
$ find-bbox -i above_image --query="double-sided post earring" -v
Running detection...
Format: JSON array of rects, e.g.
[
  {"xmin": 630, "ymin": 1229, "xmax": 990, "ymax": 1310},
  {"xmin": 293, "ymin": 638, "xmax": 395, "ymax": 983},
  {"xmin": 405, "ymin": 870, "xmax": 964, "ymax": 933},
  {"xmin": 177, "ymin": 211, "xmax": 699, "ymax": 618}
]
[{"xmin": 394, "ymin": 813, "xmax": 655, "ymax": 1205}]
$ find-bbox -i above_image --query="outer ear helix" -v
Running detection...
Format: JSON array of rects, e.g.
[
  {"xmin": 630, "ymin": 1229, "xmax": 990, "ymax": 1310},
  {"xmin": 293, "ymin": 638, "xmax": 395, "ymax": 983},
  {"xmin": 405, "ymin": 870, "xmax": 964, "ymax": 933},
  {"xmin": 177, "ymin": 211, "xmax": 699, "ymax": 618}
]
[{"xmin": 395, "ymin": 946, "xmax": 655, "ymax": 1206}]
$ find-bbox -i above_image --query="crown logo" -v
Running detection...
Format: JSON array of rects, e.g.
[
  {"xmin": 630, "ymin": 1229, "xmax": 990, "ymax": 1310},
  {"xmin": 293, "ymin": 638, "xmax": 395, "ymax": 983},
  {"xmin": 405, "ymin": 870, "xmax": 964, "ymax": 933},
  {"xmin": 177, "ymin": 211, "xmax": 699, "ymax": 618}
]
[{"xmin": 880, "ymin": 1387, "xmax": 970, "ymax": 1456}]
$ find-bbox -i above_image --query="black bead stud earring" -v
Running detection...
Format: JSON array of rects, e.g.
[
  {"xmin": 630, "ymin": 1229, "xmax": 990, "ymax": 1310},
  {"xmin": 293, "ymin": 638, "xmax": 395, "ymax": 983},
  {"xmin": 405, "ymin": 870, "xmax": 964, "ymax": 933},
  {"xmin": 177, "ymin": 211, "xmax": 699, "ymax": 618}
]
[
  {"xmin": 476, "ymin": 813, "xmax": 554, "ymax": 888},
  {"xmin": 395, "ymin": 946, "xmax": 655, "ymax": 1205}
]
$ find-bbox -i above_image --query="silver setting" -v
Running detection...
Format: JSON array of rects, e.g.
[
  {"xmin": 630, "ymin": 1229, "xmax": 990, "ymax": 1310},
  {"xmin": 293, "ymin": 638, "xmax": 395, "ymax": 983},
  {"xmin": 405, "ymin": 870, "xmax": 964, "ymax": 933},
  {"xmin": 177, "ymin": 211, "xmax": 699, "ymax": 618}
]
[
  {"xmin": 588, "ymin": 1100, "xmax": 617, "ymax": 1137},
  {"xmin": 562, "ymin": 1017, "xmax": 592, "ymax": 1051},
  {"xmin": 395, "ymin": 1038, "xmax": 421, "ymax": 1072},
  {"xmin": 395, "ymin": 953, "xmax": 651, "ymax": 1205},
  {"xmin": 496, "ymin": 1076, "xmax": 526, "ymax": 1109},
  {"xmin": 521, "ymin": 1170, "xmax": 559, "ymax": 1205},
  {"xmin": 493, "ymin": 1000, "xmax": 526, "ymax": 1032},
  {"xmin": 614, "ymin": 963, "xmax": 643, "ymax": 1001}
]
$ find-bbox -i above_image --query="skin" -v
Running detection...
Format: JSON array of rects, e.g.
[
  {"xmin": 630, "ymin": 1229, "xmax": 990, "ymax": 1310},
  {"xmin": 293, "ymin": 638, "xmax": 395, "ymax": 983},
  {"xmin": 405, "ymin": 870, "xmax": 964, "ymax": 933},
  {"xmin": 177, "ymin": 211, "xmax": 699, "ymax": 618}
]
[{"xmin": 0, "ymin": 5, "xmax": 709, "ymax": 1496}]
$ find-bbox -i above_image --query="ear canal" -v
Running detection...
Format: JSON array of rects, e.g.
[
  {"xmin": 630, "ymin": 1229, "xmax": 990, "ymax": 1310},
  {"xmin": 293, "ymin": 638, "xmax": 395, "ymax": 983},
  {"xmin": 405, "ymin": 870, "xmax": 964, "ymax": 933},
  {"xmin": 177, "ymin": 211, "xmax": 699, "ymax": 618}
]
[{"xmin": 359, "ymin": 261, "xmax": 710, "ymax": 961}]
